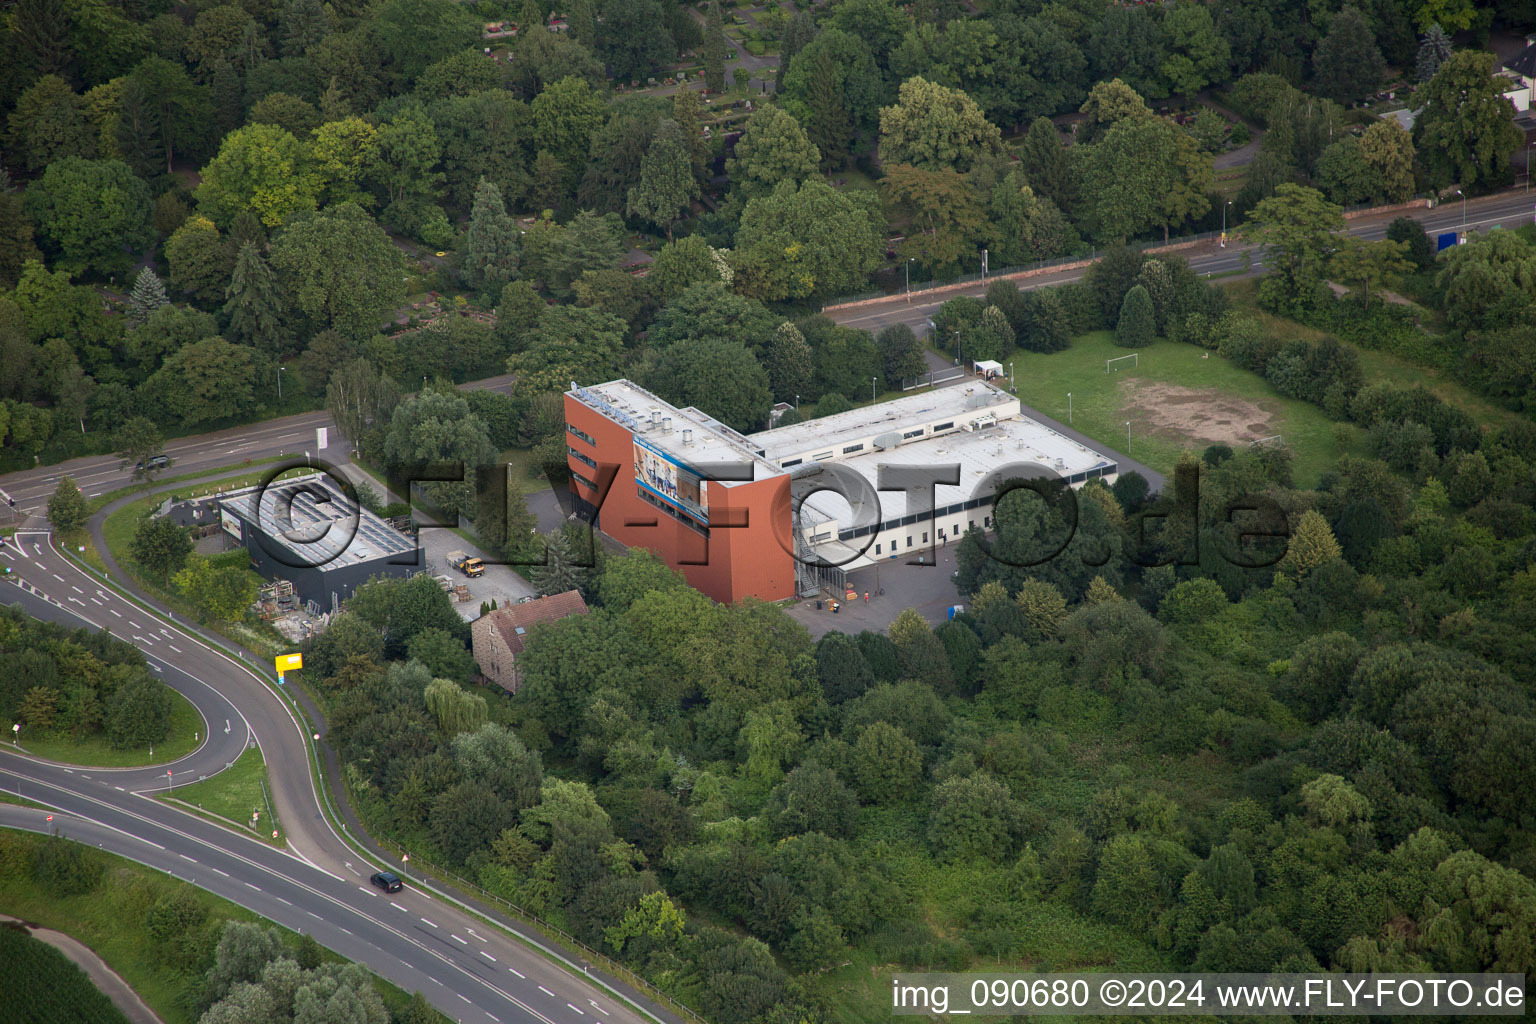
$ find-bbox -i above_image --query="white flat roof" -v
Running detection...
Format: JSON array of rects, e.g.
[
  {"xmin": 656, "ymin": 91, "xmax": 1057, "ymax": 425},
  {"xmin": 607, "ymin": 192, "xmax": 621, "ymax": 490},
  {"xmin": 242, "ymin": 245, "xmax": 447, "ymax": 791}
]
[
  {"xmin": 567, "ymin": 380, "xmax": 780, "ymax": 484},
  {"xmin": 749, "ymin": 384, "xmax": 1015, "ymax": 462},
  {"xmin": 799, "ymin": 413, "xmax": 1116, "ymax": 526}
]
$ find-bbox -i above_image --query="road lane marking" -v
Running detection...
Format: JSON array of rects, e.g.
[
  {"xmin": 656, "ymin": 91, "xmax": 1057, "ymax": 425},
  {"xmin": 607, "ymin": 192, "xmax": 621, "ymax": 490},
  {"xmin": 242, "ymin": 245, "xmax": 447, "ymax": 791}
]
[
  {"xmin": 129, "ymin": 621, "xmax": 141, "ymax": 629},
  {"xmin": 308, "ymin": 912, "xmax": 321, "ymax": 920},
  {"xmin": 457, "ymin": 994, "xmax": 471, "ymax": 1004},
  {"xmin": 68, "ymin": 597, "xmax": 84, "ymax": 605},
  {"xmin": 450, "ymin": 934, "xmax": 467, "ymax": 945},
  {"xmin": 90, "ymin": 597, "xmax": 102, "ymax": 606},
  {"xmin": 167, "ymin": 644, "xmax": 181, "ymax": 653},
  {"xmin": 52, "ymin": 574, "xmax": 64, "ymax": 582},
  {"xmin": 109, "ymin": 609, "xmax": 121, "ymax": 617},
  {"xmin": 181, "ymin": 854, "xmax": 197, "ymax": 863},
  {"xmin": 487, "ymin": 1015, "xmax": 499, "ymax": 1023},
  {"xmin": 537, "ymin": 986, "xmax": 555, "ymax": 997},
  {"xmin": 210, "ymin": 868, "xmax": 228, "ymax": 877},
  {"xmin": 590, "ymin": 1002, "xmax": 608, "ymax": 1014},
  {"xmin": 568, "ymin": 1003, "xmax": 584, "ymax": 1014},
  {"xmin": 391, "ymin": 901, "xmax": 406, "ymax": 911},
  {"xmin": 71, "ymin": 585, "xmax": 83, "ymax": 593},
  {"xmin": 509, "ymin": 968, "xmax": 524, "ymax": 979},
  {"xmin": 479, "ymin": 951, "xmax": 496, "ymax": 962},
  {"xmin": 246, "ymin": 883, "xmax": 261, "ymax": 891},
  {"xmin": 421, "ymin": 918, "xmax": 438, "ymax": 928},
  {"xmin": 274, "ymin": 896, "xmax": 291, "ymax": 906},
  {"xmin": 359, "ymin": 886, "xmax": 374, "ymax": 896}
]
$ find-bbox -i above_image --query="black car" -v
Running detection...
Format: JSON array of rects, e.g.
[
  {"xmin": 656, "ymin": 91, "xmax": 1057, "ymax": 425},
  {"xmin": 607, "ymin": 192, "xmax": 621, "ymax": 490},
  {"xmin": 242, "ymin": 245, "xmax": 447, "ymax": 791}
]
[
  {"xmin": 369, "ymin": 871, "xmax": 403, "ymax": 893},
  {"xmin": 135, "ymin": 454, "xmax": 170, "ymax": 471}
]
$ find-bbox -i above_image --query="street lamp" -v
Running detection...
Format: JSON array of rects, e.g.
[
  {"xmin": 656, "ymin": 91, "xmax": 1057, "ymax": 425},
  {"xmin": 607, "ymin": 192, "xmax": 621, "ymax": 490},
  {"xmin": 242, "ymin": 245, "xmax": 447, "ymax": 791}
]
[
  {"xmin": 954, "ymin": 329, "xmax": 962, "ymax": 368},
  {"xmin": 1456, "ymin": 189, "xmax": 1466, "ymax": 233},
  {"xmin": 11, "ymin": 723, "xmax": 18, "ymax": 748},
  {"xmin": 1067, "ymin": 392, "xmax": 1072, "ymax": 424},
  {"xmin": 1125, "ymin": 420, "xmax": 1131, "ymax": 451},
  {"xmin": 1221, "ymin": 200, "xmax": 1232, "ymax": 247},
  {"xmin": 276, "ymin": 365, "xmax": 284, "ymax": 400},
  {"xmin": 905, "ymin": 257, "xmax": 915, "ymax": 303},
  {"xmin": 871, "ymin": 377, "xmax": 878, "ymax": 404},
  {"xmin": 794, "ymin": 394, "xmax": 799, "ymax": 410},
  {"xmin": 1008, "ymin": 361, "xmax": 1014, "ymax": 391}
]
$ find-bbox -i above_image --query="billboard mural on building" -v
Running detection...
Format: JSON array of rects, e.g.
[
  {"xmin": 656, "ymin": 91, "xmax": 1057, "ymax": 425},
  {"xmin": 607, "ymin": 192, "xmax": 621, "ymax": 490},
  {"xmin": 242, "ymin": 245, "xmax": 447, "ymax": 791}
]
[{"xmin": 634, "ymin": 437, "xmax": 709, "ymax": 525}]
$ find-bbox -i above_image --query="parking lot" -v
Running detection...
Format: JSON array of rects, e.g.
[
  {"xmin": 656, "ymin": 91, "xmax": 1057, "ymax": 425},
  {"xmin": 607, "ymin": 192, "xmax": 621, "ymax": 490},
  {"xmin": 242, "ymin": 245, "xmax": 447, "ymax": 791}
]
[{"xmin": 414, "ymin": 525, "xmax": 537, "ymax": 621}]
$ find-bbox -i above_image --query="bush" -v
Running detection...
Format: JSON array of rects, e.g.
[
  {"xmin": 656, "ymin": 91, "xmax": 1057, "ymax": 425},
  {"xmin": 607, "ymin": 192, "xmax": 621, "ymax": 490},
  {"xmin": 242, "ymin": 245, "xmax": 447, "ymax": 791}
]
[
  {"xmin": 1115, "ymin": 285, "xmax": 1155, "ymax": 348},
  {"xmin": 34, "ymin": 837, "xmax": 103, "ymax": 897}
]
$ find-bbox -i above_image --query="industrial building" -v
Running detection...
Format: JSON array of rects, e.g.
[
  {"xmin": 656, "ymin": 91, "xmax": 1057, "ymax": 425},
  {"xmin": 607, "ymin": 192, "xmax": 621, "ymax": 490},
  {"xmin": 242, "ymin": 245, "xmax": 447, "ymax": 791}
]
[
  {"xmin": 217, "ymin": 473, "xmax": 417, "ymax": 612},
  {"xmin": 564, "ymin": 379, "xmax": 1118, "ymax": 605}
]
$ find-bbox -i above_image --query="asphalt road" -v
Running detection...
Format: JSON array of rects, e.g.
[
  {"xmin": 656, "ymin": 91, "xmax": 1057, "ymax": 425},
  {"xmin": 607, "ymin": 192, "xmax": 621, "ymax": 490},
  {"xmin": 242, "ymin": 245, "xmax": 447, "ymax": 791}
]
[
  {"xmin": 829, "ymin": 189, "xmax": 1536, "ymax": 335},
  {"xmin": 0, "ymin": 531, "xmax": 662, "ymax": 1024},
  {"xmin": 0, "ymin": 373, "xmax": 516, "ymax": 520}
]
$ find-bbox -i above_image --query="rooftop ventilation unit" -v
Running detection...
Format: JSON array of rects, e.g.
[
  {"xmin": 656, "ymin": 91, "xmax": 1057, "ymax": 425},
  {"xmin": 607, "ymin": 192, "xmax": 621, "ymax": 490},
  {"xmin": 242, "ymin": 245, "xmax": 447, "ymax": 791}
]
[
  {"xmin": 662, "ymin": 416, "xmax": 672, "ymax": 433},
  {"xmin": 682, "ymin": 428, "xmax": 693, "ymax": 445},
  {"xmin": 873, "ymin": 431, "xmax": 903, "ymax": 450}
]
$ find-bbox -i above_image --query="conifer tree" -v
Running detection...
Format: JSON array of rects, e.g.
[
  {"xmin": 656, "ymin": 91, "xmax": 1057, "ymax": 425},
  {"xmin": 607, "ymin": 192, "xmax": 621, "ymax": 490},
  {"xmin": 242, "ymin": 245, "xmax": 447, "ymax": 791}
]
[
  {"xmin": 463, "ymin": 179, "xmax": 520, "ymax": 294},
  {"xmin": 805, "ymin": 46, "xmax": 851, "ymax": 168},
  {"xmin": 566, "ymin": 0, "xmax": 594, "ymax": 45},
  {"xmin": 703, "ymin": 2, "xmax": 726, "ymax": 94},
  {"xmin": 672, "ymin": 88, "xmax": 706, "ymax": 183},
  {"xmin": 1278, "ymin": 510, "xmax": 1343, "ymax": 580},
  {"xmin": 1115, "ymin": 284, "xmax": 1155, "ymax": 349},
  {"xmin": 223, "ymin": 241, "xmax": 285, "ymax": 355},
  {"xmin": 776, "ymin": 11, "xmax": 815, "ymax": 93},
  {"xmin": 128, "ymin": 266, "xmax": 169, "ymax": 328},
  {"xmin": 627, "ymin": 121, "xmax": 699, "ymax": 240},
  {"xmin": 1415, "ymin": 25, "xmax": 1452, "ymax": 83}
]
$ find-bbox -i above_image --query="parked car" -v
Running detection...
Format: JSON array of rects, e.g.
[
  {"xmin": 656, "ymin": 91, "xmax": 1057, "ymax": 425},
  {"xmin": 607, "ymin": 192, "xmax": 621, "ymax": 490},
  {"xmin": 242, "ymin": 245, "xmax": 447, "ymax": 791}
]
[{"xmin": 369, "ymin": 871, "xmax": 403, "ymax": 893}]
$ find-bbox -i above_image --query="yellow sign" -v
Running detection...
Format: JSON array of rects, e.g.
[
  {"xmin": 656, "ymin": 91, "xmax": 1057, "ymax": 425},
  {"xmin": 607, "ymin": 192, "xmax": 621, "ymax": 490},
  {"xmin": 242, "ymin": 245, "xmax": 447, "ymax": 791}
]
[{"xmin": 275, "ymin": 653, "xmax": 303, "ymax": 673}]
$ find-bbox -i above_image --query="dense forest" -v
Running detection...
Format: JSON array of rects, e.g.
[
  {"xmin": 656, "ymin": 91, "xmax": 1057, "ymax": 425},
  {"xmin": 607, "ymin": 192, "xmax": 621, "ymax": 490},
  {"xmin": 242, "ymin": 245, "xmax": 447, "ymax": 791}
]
[{"xmin": 3, "ymin": 0, "xmax": 1533, "ymax": 476}]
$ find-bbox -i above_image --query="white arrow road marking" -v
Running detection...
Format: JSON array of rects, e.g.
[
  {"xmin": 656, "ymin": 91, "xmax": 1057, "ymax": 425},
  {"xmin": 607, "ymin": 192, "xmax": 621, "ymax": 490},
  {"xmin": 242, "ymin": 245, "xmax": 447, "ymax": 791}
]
[{"xmin": 589, "ymin": 1002, "xmax": 608, "ymax": 1015}]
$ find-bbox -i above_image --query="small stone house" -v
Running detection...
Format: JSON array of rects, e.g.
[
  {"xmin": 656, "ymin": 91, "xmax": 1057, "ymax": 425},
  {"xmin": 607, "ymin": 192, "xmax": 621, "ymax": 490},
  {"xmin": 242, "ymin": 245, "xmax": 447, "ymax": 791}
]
[{"xmin": 472, "ymin": 590, "xmax": 589, "ymax": 693}]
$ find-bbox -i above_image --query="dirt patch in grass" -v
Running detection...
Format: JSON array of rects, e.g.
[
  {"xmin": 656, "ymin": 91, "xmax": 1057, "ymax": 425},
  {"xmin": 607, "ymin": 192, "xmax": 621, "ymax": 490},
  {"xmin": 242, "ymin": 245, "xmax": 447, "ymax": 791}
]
[{"xmin": 1121, "ymin": 379, "xmax": 1277, "ymax": 448}]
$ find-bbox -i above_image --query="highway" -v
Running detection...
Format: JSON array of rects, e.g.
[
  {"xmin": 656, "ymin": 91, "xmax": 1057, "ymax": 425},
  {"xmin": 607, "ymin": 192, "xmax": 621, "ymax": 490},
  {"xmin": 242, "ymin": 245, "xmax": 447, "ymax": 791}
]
[
  {"xmin": 827, "ymin": 189, "xmax": 1536, "ymax": 335},
  {"xmin": 0, "ymin": 373, "xmax": 515, "ymax": 520},
  {"xmin": 0, "ymin": 530, "xmax": 663, "ymax": 1024}
]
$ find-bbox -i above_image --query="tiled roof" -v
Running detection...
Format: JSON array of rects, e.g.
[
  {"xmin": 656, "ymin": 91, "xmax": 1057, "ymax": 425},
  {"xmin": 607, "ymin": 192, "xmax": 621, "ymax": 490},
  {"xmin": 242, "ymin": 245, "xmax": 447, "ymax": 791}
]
[{"xmin": 483, "ymin": 590, "xmax": 588, "ymax": 656}]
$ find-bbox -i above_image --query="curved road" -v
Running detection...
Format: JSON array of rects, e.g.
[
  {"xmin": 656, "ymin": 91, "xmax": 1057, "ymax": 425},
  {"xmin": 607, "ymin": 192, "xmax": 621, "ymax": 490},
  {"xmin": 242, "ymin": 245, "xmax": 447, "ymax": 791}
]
[{"xmin": 0, "ymin": 530, "xmax": 664, "ymax": 1024}]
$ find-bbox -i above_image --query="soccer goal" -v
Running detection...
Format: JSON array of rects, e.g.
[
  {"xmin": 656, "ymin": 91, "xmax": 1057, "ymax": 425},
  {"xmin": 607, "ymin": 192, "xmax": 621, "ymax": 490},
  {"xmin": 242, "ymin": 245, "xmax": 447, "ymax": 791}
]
[
  {"xmin": 1106, "ymin": 353, "xmax": 1139, "ymax": 374},
  {"xmin": 1249, "ymin": 434, "xmax": 1285, "ymax": 448}
]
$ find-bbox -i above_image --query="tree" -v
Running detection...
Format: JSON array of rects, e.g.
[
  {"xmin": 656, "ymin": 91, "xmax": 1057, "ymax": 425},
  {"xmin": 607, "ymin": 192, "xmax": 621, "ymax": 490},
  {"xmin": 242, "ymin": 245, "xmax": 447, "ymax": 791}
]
[
  {"xmin": 6, "ymin": 75, "xmax": 95, "ymax": 172},
  {"xmin": 143, "ymin": 338, "xmax": 257, "ymax": 427},
  {"xmin": 877, "ymin": 77, "xmax": 1002, "ymax": 173},
  {"xmin": 1244, "ymin": 184, "xmax": 1345, "ymax": 309},
  {"xmin": 764, "ymin": 321, "xmax": 814, "ymax": 401},
  {"xmin": 732, "ymin": 179, "xmax": 885, "ymax": 301},
  {"xmin": 173, "ymin": 554, "xmax": 258, "ymax": 622},
  {"xmin": 195, "ymin": 123, "xmax": 320, "ymax": 228},
  {"xmin": 1312, "ymin": 7, "xmax": 1385, "ymax": 105},
  {"xmin": 1277, "ymin": 509, "xmax": 1343, "ymax": 581},
  {"xmin": 103, "ymin": 673, "xmax": 172, "ymax": 750},
  {"xmin": 1116, "ymin": 285, "xmax": 1155, "ymax": 348},
  {"xmin": 1413, "ymin": 51, "xmax": 1523, "ymax": 191},
  {"xmin": 930, "ymin": 772, "xmax": 1020, "ymax": 862},
  {"xmin": 116, "ymin": 417, "xmax": 168, "ymax": 482},
  {"xmin": 532, "ymin": 76, "xmax": 607, "ymax": 172},
  {"xmin": 851, "ymin": 721, "xmax": 922, "ymax": 803},
  {"xmin": 531, "ymin": 523, "xmax": 599, "ymax": 600},
  {"xmin": 130, "ymin": 515, "xmax": 192, "ymax": 584},
  {"xmin": 726, "ymin": 105, "xmax": 820, "ymax": 206},
  {"xmin": 1330, "ymin": 237, "xmax": 1411, "ymax": 306},
  {"xmin": 1091, "ymin": 834, "xmax": 1161, "ymax": 930},
  {"xmin": 988, "ymin": 171, "xmax": 1079, "ymax": 265},
  {"xmin": 881, "ymin": 164, "xmax": 987, "ymax": 277},
  {"xmin": 876, "ymin": 324, "xmax": 926, "ymax": 385},
  {"xmin": 640, "ymin": 338, "xmax": 772, "ymax": 433},
  {"xmin": 222, "ymin": 241, "xmax": 285, "ymax": 356},
  {"xmin": 1357, "ymin": 120, "xmax": 1416, "ymax": 204},
  {"xmin": 627, "ymin": 120, "xmax": 698, "ymax": 240},
  {"xmin": 379, "ymin": 390, "xmax": 495, "ymax": 519},
  {"xmin": 1081, "ymin": 118, "xmax": 1211, "ymax": 242},
  {"xmin": 47, "ymin": 477, "xmax": 87, "ymax": 533},
  {"xmin": 647, "ymin": 235, "xmax": 730, "ymax": 303},
  {"xmin": 1018, "ymin": 117, "xmax": 1072, "ymax": 209},
  {"xmin": 596, "ymin": 0, "xmax": 675, "ymax": 83},
  {"xmin": 128, "ymin": 267, "xmax": 169, "ymax": 328},
  {"xmin": 368, "ymin": 104, "xmax": 446, "ymax": 209},
  {"xmin": 598, "ymin": 548, "xmax": 688, "ymax": 611},
  {"xmin": 1077, "ymin": 78, "xmax": 1154, "ymax": 143},
  {"xmin": 764, "ymin": 764, "xmax": 858, "ymax": 839},
  {"xmin": 463, "ymin": 179, "xmax": 521, "ymax": 295},
  {"xmin": 164, "ymin": 215, "xmax": 228, "ymax": 306},
  {"xmin": 326, "ymin": 358, "xmax": 400, "ymax": 448},
  {"xmin": 23, "ymin": 157, "xmax": 151, "ymax": 277},
  {"xmin": 703, "ymin": 2, "xmax": 726, "ymax": 94},
  {"xmin": 1159, "ymin": 3, "xmax": 1230, "ymax": 98},
  {"xmin": 1415, "ymin": 25, "xmax": 1452, "ymax": 83},
  {"xmin": 268, "ymin": 203, "xmax": 405, "ymax": 340}
]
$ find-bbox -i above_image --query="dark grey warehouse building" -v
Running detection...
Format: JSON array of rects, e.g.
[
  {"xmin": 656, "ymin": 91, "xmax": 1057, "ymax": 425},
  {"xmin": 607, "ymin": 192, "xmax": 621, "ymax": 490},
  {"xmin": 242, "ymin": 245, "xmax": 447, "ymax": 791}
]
[{"xmin": 217, "ymin": 473, "xmax": 417, "ymax": 612}]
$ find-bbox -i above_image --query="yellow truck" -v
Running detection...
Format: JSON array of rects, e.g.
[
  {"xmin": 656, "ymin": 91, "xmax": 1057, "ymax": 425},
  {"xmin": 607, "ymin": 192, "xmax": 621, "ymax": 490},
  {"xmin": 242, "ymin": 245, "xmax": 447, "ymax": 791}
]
[{"xmin": 446, "ymin": 550, "xmax": 485, "ymax": 577}]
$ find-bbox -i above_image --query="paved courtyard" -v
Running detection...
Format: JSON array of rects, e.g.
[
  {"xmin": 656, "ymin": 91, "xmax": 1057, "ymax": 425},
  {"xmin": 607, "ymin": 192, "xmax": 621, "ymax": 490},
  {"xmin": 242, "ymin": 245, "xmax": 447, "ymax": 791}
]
[{"xmin": 783, "ymin": 540, "xmax": 964, "ymax": 639}]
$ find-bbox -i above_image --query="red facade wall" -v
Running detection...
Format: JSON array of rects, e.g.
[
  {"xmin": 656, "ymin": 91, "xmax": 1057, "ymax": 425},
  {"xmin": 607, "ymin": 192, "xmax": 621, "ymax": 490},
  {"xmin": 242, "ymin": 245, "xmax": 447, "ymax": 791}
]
[{"xmin": 564, "ymin": 395, "xmax": 796, "ymax": 604}]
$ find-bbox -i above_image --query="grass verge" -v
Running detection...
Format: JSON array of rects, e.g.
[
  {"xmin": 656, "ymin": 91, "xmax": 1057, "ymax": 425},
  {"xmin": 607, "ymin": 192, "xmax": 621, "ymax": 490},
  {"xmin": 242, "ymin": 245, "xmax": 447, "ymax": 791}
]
[
  {"xmin": 160, "ymin": 745, "xmax": 281, "ymax": 844},
  {"xmin": 1004, "ymin": 330, "xmax": 1364, "ymax": 486},
  {"xmin": 19, "ymin": 687, "xmax": 203, "ymax": 768}
]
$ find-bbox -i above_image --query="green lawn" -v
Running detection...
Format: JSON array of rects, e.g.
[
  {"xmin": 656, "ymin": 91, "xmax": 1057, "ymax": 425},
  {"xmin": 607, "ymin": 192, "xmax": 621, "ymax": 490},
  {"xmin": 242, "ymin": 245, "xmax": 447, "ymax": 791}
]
[
  {"xmin": 20, "ymin": 687, "xmax": 204, "ymax": 767},
  {"xmin": 1003, "ymin": 330, "xmax": 1364, "ymax": 487},
  {"xmin": 498, "ymin": 447, "xmax": 556, "ymax": 497},
  {"xmin": 163, "ymin": 745, "xmax": 281, "ymax": 843}
]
